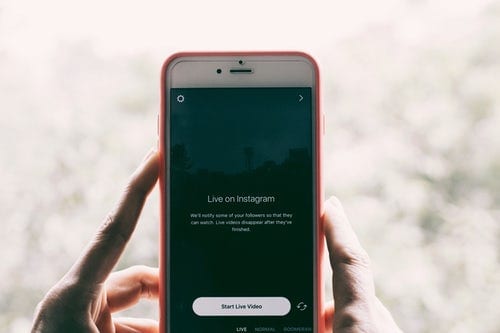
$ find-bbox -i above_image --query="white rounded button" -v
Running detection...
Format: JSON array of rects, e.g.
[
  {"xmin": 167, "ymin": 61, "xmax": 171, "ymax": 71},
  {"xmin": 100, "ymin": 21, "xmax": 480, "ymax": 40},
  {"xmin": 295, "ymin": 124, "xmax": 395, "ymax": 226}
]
[{"xmin": 192, "ymin": 297, "xmax": 291, "ymax": 316}]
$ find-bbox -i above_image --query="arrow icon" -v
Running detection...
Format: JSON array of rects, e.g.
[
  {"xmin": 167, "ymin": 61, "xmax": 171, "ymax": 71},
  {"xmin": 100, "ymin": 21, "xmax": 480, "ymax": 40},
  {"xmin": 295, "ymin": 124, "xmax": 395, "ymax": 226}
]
[
  {"xmin": 298, "ymin": 94, "xmax": 303, "ymax": 102},
  {"xmin": 296, "ymin": 302, "xmax": 307, "ymax": 311}
]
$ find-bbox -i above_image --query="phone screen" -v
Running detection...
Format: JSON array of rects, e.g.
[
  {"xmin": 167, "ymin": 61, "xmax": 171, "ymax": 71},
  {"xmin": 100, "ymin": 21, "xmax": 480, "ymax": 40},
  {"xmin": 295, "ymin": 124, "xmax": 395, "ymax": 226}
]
[{"xmin": 168, "ymin": 87, "xmax": 315, "ymax": 333}]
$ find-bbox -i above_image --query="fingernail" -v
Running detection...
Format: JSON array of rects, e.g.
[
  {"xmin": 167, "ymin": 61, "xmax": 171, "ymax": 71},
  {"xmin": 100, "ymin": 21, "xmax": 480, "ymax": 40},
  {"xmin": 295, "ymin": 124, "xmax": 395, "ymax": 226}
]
[
  {"xmin": 142, "ymin": 148, "xmax": 156, "ymax": 162},
  {"xmin": 326, "ymin": 196, "xmax": 341, "ymax": 207}
]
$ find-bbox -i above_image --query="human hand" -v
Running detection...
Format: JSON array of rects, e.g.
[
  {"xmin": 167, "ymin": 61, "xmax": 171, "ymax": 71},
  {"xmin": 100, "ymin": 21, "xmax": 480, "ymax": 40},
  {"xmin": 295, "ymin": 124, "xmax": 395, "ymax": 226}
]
[
  {"xmin": 323, "ymin": 197, "xmax": 402, "ymax": 333},
  {"xmin": 31, "ymin": 150, "xmax": 400, "ymax": 333},
  {"xmin": 32, "ymin": 150, "xmax": 160, "ymax": 333}
]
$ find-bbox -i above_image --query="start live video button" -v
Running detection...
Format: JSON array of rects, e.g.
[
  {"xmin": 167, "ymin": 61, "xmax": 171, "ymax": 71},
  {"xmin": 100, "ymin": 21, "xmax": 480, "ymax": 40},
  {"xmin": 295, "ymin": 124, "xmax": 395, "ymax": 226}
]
[{"xmin": 192, "ymin": 297, "xmax": 291, "ymax": 316}]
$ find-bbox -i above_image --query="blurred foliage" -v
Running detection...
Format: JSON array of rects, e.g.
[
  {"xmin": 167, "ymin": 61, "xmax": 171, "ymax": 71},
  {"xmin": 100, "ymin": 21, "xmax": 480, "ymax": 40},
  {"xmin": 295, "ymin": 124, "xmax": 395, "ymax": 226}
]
[
  {"xmin": 1, "ymin": 1, "xmax": 500, "ymax": 332},
  {"xmin": 322, "ymin": 2, "xmax": 500, "ymax": 332}
]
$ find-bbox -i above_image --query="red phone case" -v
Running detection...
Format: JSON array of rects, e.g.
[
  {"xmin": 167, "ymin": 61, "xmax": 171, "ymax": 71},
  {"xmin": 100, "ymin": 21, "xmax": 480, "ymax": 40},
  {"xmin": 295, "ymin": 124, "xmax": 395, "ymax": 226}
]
[{"xmin": 159, "ymin": 51, "xmax": 324, "ymax": 333}]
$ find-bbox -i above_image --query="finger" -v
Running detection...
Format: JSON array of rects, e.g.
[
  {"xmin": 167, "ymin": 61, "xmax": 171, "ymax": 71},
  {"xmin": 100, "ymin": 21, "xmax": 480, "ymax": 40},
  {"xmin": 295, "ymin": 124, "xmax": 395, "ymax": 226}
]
[
  {"xmin": 68, "ymin": 150, "xmax": 159, "ymax": 288},
  {"xmin": 324, "ymin": 300, "xmax": 334, "ymax": 332},
  {"xmin": 106, "ymin": 265, "xmax": 159, "ymax": 313},
  {"xmin": 114, "ymin": 317, "xmax": 158, "ymax": 333},
  {"xmin": 323, "ymin": 196, "xmax": 375, "ymax": 309}
]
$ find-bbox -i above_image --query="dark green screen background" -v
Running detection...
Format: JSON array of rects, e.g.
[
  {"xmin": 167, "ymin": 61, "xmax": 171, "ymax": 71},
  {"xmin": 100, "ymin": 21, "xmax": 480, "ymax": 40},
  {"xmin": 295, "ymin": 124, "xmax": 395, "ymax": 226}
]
[{"xmin": 168, "ymin": 88, "xmax": 314, "ymax": 333}]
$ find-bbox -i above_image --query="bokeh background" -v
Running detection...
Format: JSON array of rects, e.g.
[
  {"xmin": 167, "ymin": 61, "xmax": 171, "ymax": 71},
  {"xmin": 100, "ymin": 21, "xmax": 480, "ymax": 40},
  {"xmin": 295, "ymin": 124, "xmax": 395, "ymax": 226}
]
[{"xmin": 1, "ymin": 0, "xmax": 500, "ymax": 332}]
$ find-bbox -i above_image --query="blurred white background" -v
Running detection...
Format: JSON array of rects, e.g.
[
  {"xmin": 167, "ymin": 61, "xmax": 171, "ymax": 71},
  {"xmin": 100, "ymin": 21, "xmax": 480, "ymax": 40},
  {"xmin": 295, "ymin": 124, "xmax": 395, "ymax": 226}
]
[{"xmin": 1, "ymin": 0, "xmax": 499, "ymax": 332}]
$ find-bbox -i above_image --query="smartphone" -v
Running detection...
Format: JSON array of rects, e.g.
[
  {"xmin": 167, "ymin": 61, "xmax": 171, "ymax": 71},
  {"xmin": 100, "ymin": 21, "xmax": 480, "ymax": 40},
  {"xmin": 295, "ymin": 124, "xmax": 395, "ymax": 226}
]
[{"xmin": 159, "ymin": 52, "xmax": 323, "ymax": 333}]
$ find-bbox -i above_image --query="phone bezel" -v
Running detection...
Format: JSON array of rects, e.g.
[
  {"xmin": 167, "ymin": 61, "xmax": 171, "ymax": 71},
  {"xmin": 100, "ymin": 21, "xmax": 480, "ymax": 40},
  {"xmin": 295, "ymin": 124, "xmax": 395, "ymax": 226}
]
[
  {"xmin": 159, "ymin": 52, "xmax": 324, "ymax": 333},
  {"xmin": 167, "ymin": 55, "xmax": 315, "ymax": 88}
]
